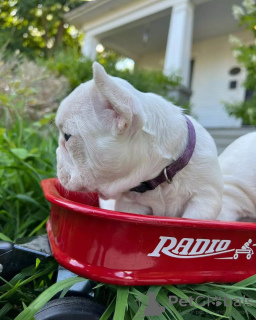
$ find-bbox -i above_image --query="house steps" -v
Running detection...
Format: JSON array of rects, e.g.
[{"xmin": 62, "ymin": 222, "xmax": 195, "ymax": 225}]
[{"xmin": 206, "ymin": 127, "xmax": 255, "ymax": 155}]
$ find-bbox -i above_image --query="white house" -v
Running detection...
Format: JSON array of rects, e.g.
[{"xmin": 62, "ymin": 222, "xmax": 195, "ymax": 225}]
[{"xmin": 65, "ymin": 0, "xmax": 253, "ymax": 129}]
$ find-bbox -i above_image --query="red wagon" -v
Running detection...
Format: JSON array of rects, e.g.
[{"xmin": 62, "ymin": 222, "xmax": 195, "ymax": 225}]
[{"xmin": 42, "ymin": 178, "xmax": 256, "ymax": 286}]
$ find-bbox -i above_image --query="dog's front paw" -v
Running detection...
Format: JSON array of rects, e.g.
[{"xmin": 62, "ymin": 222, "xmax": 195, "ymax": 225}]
[{"xmin": 99, "ymin": 198, "xmax": 116, "ymax": 211}]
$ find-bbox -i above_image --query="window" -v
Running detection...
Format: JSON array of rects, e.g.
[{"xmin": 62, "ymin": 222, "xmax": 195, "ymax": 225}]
[
  {"xmin": 229, "ymin": 67, "xmax": 241, "ymax": 75},
  {"xmin": 229, "ymin": 81, "xmax": 237, "ymax": 89}
]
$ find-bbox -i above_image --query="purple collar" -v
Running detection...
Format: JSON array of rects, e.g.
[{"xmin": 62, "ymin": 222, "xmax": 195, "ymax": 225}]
[{"xmin": 130, "ymin": 115, "xmax": 196, "ymax": 193}]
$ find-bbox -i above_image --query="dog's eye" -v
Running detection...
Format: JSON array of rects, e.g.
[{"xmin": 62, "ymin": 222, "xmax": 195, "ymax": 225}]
[{"xmin": 64, "ymin": 133, "xmax": 71, "ymax": 141}]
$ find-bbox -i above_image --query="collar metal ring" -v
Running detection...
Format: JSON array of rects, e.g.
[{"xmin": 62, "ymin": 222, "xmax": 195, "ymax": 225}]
[{"xmin": 164, "ymin": 167, "xmax": 172, "ymax": 184}]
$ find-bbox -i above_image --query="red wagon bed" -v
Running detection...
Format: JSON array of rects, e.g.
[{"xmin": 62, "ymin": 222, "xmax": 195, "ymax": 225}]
[{"xmin": 42, "ymin": 178, "xmax": 256, "ymax": 286}]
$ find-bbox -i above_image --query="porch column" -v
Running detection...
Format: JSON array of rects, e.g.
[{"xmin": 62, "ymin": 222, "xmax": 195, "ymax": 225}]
[
  {"xmin": 163, "ymin": 0, "xmax": 194, "ymax": 87},
  {"xmin": 82, "ymin": 34, "xmax": 98, "ymax": 61}
]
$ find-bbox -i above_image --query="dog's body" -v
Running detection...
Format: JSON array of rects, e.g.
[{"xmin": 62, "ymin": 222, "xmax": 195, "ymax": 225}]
[
  {"xmin": 56, "ymin": 62, "xmax": 223, "ymax": 219},
  {"xmin": 217, "ymin": 132, "xmax": 256, "ymax": 221}
]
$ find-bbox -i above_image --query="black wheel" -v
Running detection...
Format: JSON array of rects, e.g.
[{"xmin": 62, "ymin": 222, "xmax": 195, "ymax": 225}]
[{"xmin": 34, "ymin": 296, "xmax": 105, "ymax": 320}]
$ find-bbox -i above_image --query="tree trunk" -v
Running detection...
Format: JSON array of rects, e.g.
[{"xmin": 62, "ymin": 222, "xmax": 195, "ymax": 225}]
[
  {"xmin": 43, "ymin": 14, "xmax": 49, "ymax": 58},
  {"xmin": 54, "ymin": 20, "xmax": 64, "ymax": 50}
]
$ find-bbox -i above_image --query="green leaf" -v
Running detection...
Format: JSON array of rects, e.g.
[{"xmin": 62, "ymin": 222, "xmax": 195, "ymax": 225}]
[
  {"xmin": 21, "ymin": 302, "xmax": 27, "ymax": 310},
  {"xmin": 228, "ymin": 275, "xmax": 256, "ymax": 292},
  {"xmin": 0, "ymin": 302, "xmax": 13, "ymax": 317},
  {"xmin": 183, "ymin": 315, "xmax": 212, "ymax": 320},
  {"xmin": 0, "ymin": 128, "xmax": 6, "ymax": 136},
  {"xmin": 10, "ymin": 148, "xmax": 29, "ymax": 160},
  {"xmin": 14, "ymin": 277, "xmax": 86, "ymax": 320},
  {"xmin": 0, "ymin": 265, "xmax": 35, "ymax": 292},
  {"xmin": 131, "ymin": 287, "xmax": 164, "ymax": 320},
  {"xmin": 127, "ymin": 295, "xmax": 139, "ymax": 315},
  {"xmin": 39, "ymin": 114, "xmax": 55, "ymax": 126},
  {"xmin": 14, "ymin": 194, "xmax": 49, "ymax": 214},
  {"xmin": 166, "ymin": 285, "xmax": 228, "ymax": 319},
  {"xmin": 35, "ymin": 258, "xmax": 41, "ymax": 268},
  {"xmin": 0, "ymin": 94, "xmax": 10, "ymax": 105},
  {"xmin": 28, "ymin": 216, "xmax": 49, "ymax": 237},
  {"xmin": 245, "ymin": 305, "xmax": 256, "ymax": 318},
  {"xmin": 231, "ymin": 306, "xmax": 246, "ymax": 320},
  {"xmin": 0, "ymin": 232, "xmax": 12, "ymax": 242},
  {"xmin": 223, "ymin": 303, "xmax": 233, "ymax": 319},
  {"xmin": 158, "ymin": 289, "xmax": 183, "ymax": 320},
  {"xmin": 93, "ymin": 283, "xmax": 106, "ymax": 289},
  {"xmin": 59, "ymin": 286, "xmax": 72, "ymax": 298},
  {"xmin": 113, "ymin": 286, "xmax": 129, "ymax": 320},
  {"xmin": 99, "ymin": 298, "xmax": 116, "ymax": 320},
  {"xmin": 131, "ymin": 288, "xmax": 149, "ymax": 305}
]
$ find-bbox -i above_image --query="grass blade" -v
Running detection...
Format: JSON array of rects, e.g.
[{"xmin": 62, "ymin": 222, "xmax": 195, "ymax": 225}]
[
  {"xmin": 166, "ymin": 285, "xmax": 228, "ymax": 319},
  {"xmin": 14, "ymin": 276, "xmax": 86, "ymax": 320},
  {"xmin": 113, "ymin": 286, "xmax": 129, "ymax": 320},
  {"xmin": 157, "ymin": 289, "xmax": 183, "ymax": 320},
  {"xmin": 99, "ymin": 297, "xmax": 115, "ymax": 320},
  {"xmin": 231, "ymin": 306, "xmax": 246, "ymax": 320},
  {"xmin": 0, "ymin": 303, "xmax": 13, "ymax": 317},
  {"xmin": 0, "ymin": 233, "xmax": 12, "ymax": 242}
]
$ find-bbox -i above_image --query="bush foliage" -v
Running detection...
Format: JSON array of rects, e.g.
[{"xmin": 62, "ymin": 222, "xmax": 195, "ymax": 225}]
[
  {"xmin": 44, "ymin": 49, "xmax": 182, "ymax": 101},
  {"xmin": 0, "ymin": 55, "xmax": 69, "ymax": 120},
  {"xmin": 0, "ymin": 0, "xmax": 85, "ymax": 58},
  {"xmin": 226, "ymin": 1, "xmax": 256, "ymax": 125}
]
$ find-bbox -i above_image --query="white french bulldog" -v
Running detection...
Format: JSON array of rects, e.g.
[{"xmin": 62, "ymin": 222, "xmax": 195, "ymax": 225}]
[
  {"xmin": 217, "ymin": 132, "xmax": 256, "ymax": 221},
  {"xmin": 56, "ymin": 62, "xmax": 223, "ymax": 219}
]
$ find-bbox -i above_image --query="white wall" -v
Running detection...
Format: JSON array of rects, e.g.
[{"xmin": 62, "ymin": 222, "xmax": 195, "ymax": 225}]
[
  {"xmin": 191, "ymin": 30, "xmax": 252, "ymax": 128},
  {"xmin": 136, "ymin": 51, "xmax": 165, "ymax": 70},
  {"xmin": 134, "ymin": 30, "xmax": 252, "ymax": 129}
]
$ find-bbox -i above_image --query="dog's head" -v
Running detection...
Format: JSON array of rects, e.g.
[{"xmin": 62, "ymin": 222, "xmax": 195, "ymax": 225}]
[{"xmin": 56, "ymin": 62, "xmax": 164, "ymax": 197}]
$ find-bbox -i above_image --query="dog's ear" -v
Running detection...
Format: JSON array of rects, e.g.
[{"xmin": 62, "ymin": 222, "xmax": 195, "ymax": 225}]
[{"xmin": 92, "ymin": 61, "xmax": 144, "ymax": 134}]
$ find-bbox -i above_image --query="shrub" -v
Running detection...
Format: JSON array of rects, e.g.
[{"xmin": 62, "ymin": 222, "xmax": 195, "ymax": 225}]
[
  {"xmin": 226, "ymin": 1, "xmax": 256, "ymax": 125},
  {"xmin": 0, "ymin": 55, "xmax": 69, "ymax": 120},
  {"xmin": 98, "ymin": 51, "xmax": 182, "ymax": 99},
  {"xmin": 41, "ymin": 48, "xmax": 93, "ymax": 91},
  {"xmin": 43, "ymin": 49, "xmax": 182, "ymax": 102}
]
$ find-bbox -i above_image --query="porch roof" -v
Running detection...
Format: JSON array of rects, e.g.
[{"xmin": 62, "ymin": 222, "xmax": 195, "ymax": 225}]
[{"xmin": 66, "ymin": 0, "xmax": 243, "ymax": 41}]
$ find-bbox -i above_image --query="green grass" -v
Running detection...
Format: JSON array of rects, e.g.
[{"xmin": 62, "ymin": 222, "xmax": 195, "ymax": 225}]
[
  {"xmin": 97, "ymin": 280, "xmax": 256, "ymax": 320},
  {"xmin": 0, "ymin": 112, "xmax": 57, "ymax": 242},
  {"xmin": 0, "ymin": 258, "xmax": 58, "ymax": 319},
  {"xmin": 0, "ymin": 109, "xmax": 62, "ymax": 318}
]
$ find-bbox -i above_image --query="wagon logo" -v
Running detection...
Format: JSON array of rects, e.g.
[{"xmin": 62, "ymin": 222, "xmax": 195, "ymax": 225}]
[
  {"xmin": 148, "ymin": 236, "xmax": 255, "ymax": 260},
  {"xmin": 233, "ymin": 239, "xmax": 253, "ymax": 260}
]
